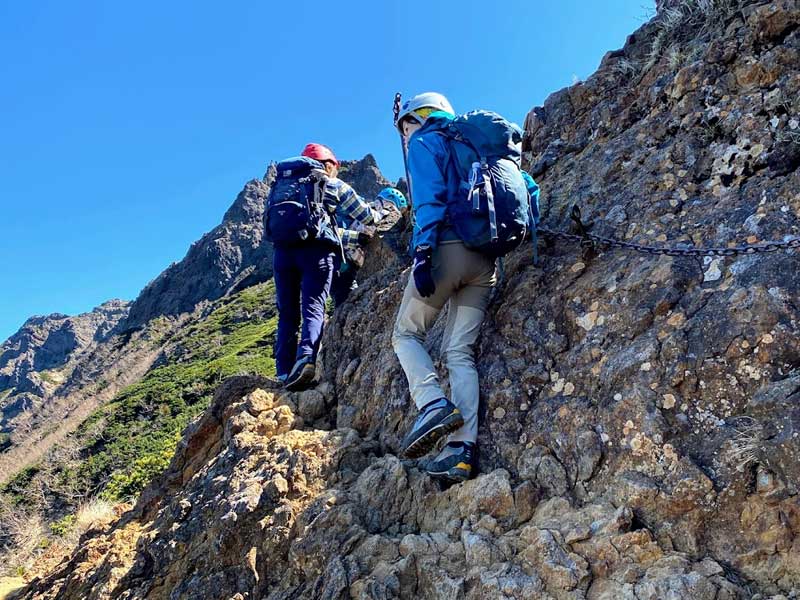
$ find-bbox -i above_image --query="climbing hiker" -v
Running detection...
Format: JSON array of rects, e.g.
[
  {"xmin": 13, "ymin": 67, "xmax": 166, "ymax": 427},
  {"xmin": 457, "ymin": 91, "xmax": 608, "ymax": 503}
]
[
  {"xmin": 265, "ymin": 143, "xmax": 376, "ymax": 391},
  {"xmin": 391, "ymin": 92, "xmax": 540, "ymax": 484},
  {"xmin": 331, "ymin": 186, "xmax": 406, "ymax": 306},
  {"xmin": 328, "ymin": 186, "xmax": 396, "ymax": 306},
  {"xmin": 374, "ymin": 186, "xmax": 408, "ymax": 217},
  {"xmin": 330, "ymin": 186, "xmax": 408, "ymax": 305}
]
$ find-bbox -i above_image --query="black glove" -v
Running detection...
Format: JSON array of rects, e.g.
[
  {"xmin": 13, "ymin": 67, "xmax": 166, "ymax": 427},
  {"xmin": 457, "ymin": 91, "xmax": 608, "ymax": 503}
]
[
  {"xmin": 357, "ymin": 231, "xmax": 372, "ymax": 247},
  {"xmin": 412, "ymin": 245, "xmax": 436, "ymax": 298}
]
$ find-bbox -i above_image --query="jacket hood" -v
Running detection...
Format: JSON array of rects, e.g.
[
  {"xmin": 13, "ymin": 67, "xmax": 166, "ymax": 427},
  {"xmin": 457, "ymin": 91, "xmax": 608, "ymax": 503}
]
[{"xmin": 410, "ymin": 111, "xmax": 456, "ymax": 140}]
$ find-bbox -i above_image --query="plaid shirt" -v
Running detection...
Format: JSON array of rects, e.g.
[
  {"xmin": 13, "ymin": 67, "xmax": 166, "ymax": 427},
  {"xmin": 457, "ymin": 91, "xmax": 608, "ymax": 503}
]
[{"xmin": 324, "ymin": 177, "xmax": 378, "ymax": 253}]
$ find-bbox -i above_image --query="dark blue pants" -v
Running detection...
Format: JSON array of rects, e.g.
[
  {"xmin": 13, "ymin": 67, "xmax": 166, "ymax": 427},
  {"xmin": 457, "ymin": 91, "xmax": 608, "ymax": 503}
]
[{"xmin": 273, "ymin": 242, "xmax": 335, "ymax": 377}]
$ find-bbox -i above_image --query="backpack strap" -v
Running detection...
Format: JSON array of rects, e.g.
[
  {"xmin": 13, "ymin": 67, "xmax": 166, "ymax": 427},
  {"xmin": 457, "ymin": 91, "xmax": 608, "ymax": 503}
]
[
  {"xmin": 479, "ymin": 159, "xmax": 498, "ymax": 243},
  {"xmin": 312, "ymin": 174, "xmax": 323, "ymax": 209},
  {"xmin": 467, "ymin": 162, "xmax": 481, "ymax": 211},
  {"xmin": 488, "ymin": 257, "xmax": 505, "ymax": 307},
  {"xmin": 316, "ymin": 175, "xmax": 347, "ymax": 261},
  {"xmin": 436, "ymin": 131, "xmax": 456, "ymax": 229},
  {"xmin": 526, "ymin": 192, "xmax": 538, "ymax": 266},
  {"xmin": 464, "ymin": 156, "xmax": 498, "ymax": 243}
]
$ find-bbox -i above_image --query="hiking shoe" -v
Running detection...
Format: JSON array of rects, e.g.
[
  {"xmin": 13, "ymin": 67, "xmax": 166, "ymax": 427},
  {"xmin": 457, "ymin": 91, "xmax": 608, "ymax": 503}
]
[
  {"xmin": 426, "ymin": 441, "xmax": 476, "ymax": 484},
  {"xmin": 402, "ymin": 398, "xmax": 463, "ymax": 459},
  {"xmin": 285, "ymin": 357, "xmax": 315, "ymax": 391}
]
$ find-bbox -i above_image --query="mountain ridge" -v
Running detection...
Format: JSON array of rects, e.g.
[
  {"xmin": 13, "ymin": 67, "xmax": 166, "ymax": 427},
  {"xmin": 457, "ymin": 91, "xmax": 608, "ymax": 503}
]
[
  {"xmin": 0, "ymin": 299, "xmax": 131, "ymax": 434},
  {"xmin": 5, "ymin": 1, "xmax": 800, "ymax": 597}
]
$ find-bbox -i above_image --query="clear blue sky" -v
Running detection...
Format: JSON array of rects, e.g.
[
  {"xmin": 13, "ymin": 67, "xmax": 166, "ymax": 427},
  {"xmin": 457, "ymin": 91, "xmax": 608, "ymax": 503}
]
[{"xmin": 0, "ymin": 0, "xmax": 650, "ymax": 341}]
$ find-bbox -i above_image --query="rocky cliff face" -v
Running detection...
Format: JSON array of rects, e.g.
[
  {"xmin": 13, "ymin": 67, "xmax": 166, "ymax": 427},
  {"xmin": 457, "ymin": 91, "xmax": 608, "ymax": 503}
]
[
  {"xmin": 0, "ymin": 301, "xmax": 130, "ymax": 429},
  {"xmin": 124, "ymin": 155, "xmax": 391, "ymax": 329},
  {"xmin": 11, "ymin": 1, "xmax": 800, "ymax": 598}
]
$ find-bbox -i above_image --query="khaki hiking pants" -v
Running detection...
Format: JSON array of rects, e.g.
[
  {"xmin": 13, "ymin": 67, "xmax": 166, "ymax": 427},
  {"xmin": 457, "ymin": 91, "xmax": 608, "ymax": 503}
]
[{"xmin": 392, "ymin": 240, "xmax": 496, "ymax": 444}]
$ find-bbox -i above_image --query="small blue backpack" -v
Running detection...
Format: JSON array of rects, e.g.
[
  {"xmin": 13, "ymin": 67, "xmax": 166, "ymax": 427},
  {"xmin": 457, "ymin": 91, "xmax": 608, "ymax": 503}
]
[
  {"xmin": 440, "ymin": 111, "xmax": 533, "ymax": 258},
  {"xmin": 265, "ymin": 156, "xmax": 331, "ymax": 246}
]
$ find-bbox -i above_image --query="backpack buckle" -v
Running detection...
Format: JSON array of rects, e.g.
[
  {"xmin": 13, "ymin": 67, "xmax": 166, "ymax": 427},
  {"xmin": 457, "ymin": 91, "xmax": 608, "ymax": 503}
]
[
  {"xmin": 468, "ymin": 162, "xmax": 482, "ymax": 212},
  {"xmin": 469, "ymin": 162, "xmax": 480, "ymax": 188}
]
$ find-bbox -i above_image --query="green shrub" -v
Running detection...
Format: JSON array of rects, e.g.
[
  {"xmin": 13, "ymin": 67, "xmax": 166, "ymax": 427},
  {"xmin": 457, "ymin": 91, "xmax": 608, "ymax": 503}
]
[
  {"xmin": 101, "ymin": 438, "xmax": 178, "ymax": 502},
  {"xmin": 9, "ymin": 465, "xmax": 41, "ymax": 486},
  {"xmin": 50, "ymin": 514, "xmax": 76, "ymax": 537},
  {"xmin": 1, "ymin": 465, "xmax": 42, "ymax": 505},
  {"xmin": 78, "ymin": 282, "xmax": 276, "ymax": 499}
]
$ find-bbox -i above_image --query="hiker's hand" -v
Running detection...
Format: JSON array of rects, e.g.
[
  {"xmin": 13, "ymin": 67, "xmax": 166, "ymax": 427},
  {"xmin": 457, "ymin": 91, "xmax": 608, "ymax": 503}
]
[{"xmin": 412, "ymin": 246, "xmax": 435, "ymax": 298}]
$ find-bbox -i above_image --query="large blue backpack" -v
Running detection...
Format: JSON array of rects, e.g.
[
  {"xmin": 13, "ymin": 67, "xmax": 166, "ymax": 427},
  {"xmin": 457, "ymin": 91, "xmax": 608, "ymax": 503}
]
[
  {"xmin": 440, "ymin": 111, "xmax": 533, "ymax": 258},
  {"xmin": 264, "ymin": 156, "xmax": 331, "ymax": 246}
]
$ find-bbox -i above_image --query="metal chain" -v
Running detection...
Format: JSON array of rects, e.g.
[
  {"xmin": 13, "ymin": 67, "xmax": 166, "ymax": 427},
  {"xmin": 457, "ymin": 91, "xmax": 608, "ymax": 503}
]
[
  {"xmin": 537, "ymin": 205, "xmax": 800, "ymax": 258},
  {"xmin": 538, "ymin": 227, "xmax": 800, "ymax": 257}
]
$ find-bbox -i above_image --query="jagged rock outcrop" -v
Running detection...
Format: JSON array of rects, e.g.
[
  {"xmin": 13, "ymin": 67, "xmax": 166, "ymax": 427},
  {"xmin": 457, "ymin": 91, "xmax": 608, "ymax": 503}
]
[
  {"xmin": 11, "ymin": 1, "xmax": 800, "ymax": 598},
  {"xmin": 15, "ymin": 378, "xmax": 750, "ymax": 599},
  {"xmin": 338, "ymin": 154, "xmax": 393, "ymax": 200},
  {"xmin": 0, "ymin": 301, "xmax": 130, "ymax": 427},
  {"xmin": 124, "ymin": 156, "xmax": 391, "ymax": 329}
]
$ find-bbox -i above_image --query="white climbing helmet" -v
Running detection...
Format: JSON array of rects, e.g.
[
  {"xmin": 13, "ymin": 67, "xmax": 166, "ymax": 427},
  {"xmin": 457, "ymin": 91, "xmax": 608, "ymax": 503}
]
[{"xmin": 396, "ymin": 92, "xmax": 454, "ymax": 134}]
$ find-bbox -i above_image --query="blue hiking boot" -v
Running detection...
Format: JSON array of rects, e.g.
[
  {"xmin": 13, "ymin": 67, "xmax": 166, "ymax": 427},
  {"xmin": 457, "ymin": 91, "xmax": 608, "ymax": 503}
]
[
  {"xmin": 402, "ymin": 398, "xmax": 463, "ymax": 459},
  {"xmin": 285, "ymin": 356, "xmax": 316, "ymax": 392},
  {"xmin": 426, "ymin": 441, "xmax": 476, "ymax": 484}
]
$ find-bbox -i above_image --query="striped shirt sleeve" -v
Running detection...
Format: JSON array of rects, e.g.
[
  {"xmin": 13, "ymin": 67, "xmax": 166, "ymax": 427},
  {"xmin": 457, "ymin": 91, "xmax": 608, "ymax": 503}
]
[
  {"xmin": 339, "ymin": 228, "xmax": 361, "ymax": 252},
  {"xmin": 325, "ymin": 178, "xmax": 377, "ymax": 226}
]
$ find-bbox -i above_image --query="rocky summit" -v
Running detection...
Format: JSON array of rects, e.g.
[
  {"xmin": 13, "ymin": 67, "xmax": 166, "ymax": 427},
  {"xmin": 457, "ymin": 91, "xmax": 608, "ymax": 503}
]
[{"xmin": 5, "ymin": 1, "xmax": 800, "ymax": 598}]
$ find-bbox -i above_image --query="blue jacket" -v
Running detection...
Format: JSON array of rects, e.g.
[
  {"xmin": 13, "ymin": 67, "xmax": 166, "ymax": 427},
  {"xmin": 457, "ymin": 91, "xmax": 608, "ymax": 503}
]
[
  {"xmin": 406, "ymin": 113, "xmax": 540, "ymax": 252},
  {"xmin": 406, "ymin": 113, "xmax": 458, "ymax": 251}
]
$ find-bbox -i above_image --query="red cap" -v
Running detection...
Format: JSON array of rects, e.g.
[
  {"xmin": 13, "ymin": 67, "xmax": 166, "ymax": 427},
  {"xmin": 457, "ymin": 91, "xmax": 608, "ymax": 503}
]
[{"xmin": 301, "ymin": 143, "xmax": 339, "ymax": 166}]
